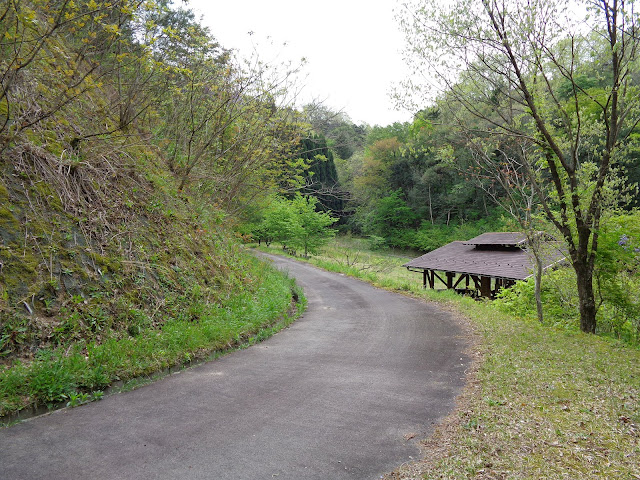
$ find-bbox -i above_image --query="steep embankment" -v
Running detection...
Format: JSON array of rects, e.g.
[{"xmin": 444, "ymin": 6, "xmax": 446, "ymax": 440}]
[{"xmin": 0, "ymin": 138, "xmax": 301, "ymax": 418}]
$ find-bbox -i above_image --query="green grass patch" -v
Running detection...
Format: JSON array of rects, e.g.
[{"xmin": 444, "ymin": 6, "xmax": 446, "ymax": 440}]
[
  {"xmin": 416, "ymin": 300, "xmax": 640, "ymax": 479},
  {"xmin": 257, "ymin": 238, "xmax": 640, "ymax": 479},
  {"xmin": 0, "ymin": 256, "xmax": 304, "ymax": 420}
]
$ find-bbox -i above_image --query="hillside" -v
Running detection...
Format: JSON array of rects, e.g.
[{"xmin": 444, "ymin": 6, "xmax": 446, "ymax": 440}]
[{"xmin": 0, "ymin": 1, "xmax": 302, "ymax": 418}]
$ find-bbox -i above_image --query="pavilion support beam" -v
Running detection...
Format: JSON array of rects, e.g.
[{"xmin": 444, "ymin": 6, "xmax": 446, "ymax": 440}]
[
  {"xmin": 407, "ymin": 267, "xmax": 520, "ymax": 299},
  {"xmin": 453, "ymin": 274, "xmax": 468, "ymax": 289},
  {"xmin": 480, "ymin": 276, "xmax": 492, "ymax": 298},
  {"xmin": 446, "ymin": 272, "xmax": 455, "ymax": 289},
  {"xmin": 433, "ymin": 271, "xmax": 446, "ymax": 287},
  {"xmin": 420, "ymin": 269, "xmax": 437, "ymax": 289}
]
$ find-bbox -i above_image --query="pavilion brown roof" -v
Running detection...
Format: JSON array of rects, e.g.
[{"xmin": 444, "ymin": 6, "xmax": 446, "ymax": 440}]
[
  {"xmin": 463, "ymin": 232, "xmax": 528, "ymax": 247},
  {"xmin": 404, "ymin": 236, "xmax": 566, "ymax": 281}
]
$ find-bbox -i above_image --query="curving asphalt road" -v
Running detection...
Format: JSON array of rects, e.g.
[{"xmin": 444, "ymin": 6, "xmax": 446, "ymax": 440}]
[{"xmin": 0, "ymin": 253, "xmax": 469, "ymax": 480}]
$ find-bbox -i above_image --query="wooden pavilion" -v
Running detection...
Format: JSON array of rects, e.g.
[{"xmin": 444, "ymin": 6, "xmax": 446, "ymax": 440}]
[{"xmin": 404, "ymin": 232, "xmax": 566, "ymax": 298}]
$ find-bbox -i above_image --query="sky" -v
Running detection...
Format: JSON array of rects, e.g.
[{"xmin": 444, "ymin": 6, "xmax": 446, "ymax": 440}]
[{"xmin": 187, "ymin": 0, "xmax": 414, "ymax": 127}]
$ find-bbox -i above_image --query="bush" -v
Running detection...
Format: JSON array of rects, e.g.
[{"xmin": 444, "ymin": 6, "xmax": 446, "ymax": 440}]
[
  {"xmin": 496, "ymin": 263, "xmax": 640, "ymax": 343},
  {"xmin": 412, "ymin": 223, "xmax": 452, "ymax": 251},
  {"xmin": 594, "ymin": 212, "xmax": 640, "ymax": 340},
  {"xmin": 495, "ymin": 268, "xmax": 581, "ymax": 329},
  {"xmin": 366, "ymin": 235, "xmax": 388, "ymax": 251}
]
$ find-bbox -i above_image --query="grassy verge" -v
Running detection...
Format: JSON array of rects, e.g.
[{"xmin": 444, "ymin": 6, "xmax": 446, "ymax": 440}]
[
  {"xmin": 0, "ymin": 256, "xmax": 304, "ymax": 422},
  {"xmin": 256, "ymin": 239, "xmax": 640, "ymax": 479}
]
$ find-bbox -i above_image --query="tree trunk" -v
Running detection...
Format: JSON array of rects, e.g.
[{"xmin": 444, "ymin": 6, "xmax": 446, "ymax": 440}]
[
  {"xmin": 428, "ymin": 185, "xmax": 434, "ymax": 225},
  {"xmin": 575, "ymin": 263, "xmax": 597, "ymax": 334},
  {"xmin": 534, "ymin": 255, "xmax": 543, "ymax": 324}
]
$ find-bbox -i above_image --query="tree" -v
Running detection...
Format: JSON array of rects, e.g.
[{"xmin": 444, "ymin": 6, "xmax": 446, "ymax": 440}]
[
  {"xmin": 363, "ymin": 190, "xmax": 418, "ymax": 247},
  {"xmin": 594, "ymin": 211, "xmax": 640, "ymax": 338},
  {"xmin": 302, "ymin": 103, "xmax": 367, "ymax": 160},
  {"xmin": 398, "ymin": 0, "xmax": 640, "ymax": 333},
  {"xmin": 258, "ymin": 195, "xmax": 337, "ymax": 256},
  {"xmin": 0, "ymin": 0, "xmax": 165, "ymax": 150},
  {"xmin": 466, "ymin": 143, "xmax": 555, "ymax": 323},
  {"xmin": 157, "ymin": 34, "xmax": 305, "ymax": 211},
  {"xmin": 288, "ymin": 194, "xmax": 338, "ymax": 256},
  {"xmin": 259, "ymin": 197, "xmax": 301, "ymax": 247},
  {"xmin": 298, "ymin": 134, "xmax": 346, "ymax": 214}
]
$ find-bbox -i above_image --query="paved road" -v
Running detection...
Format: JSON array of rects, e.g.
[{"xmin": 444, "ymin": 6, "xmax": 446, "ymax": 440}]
[{"xmin": 0, "ymin": 253, "xmax": 469, "ymax": 480}]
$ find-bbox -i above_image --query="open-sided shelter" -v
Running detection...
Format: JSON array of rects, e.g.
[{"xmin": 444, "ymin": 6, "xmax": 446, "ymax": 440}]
[{"xmin": 403, "ymin": 232, "xmax": 566, "ymax": 298}]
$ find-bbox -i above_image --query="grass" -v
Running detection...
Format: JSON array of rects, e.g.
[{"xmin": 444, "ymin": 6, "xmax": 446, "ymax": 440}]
[
  {"xmin": 0, "ymin": 256, "xmax": 305, "ymax": 422},
  {"xmin": 256, "ymin": 237, "xmax": 640, "ymax": 479},
  {"xmin": 408, "ymin": 301, "xmax": 640, "ymax": 479}
]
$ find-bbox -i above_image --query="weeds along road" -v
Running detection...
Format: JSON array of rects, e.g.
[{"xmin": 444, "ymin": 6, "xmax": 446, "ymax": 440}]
[{"xmin": 0, "ymin": 253, "xmax": 469, "ymax": 480}]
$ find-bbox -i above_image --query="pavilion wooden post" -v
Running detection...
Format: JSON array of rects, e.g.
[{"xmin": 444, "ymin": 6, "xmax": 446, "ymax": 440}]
[
  {"xmin": 420, "ymin": 270, "xmax": 436, "ymax": 289},
  {"xmin": 429, "ymin": 270, "xmax": 435, "ymax": 289},
  {"xmin": 480, "ymin": 276, "xmax": 492, "ymax": 298},
  {"xmin": 446, "ymin": 272, "xmax": 455, "ymax": 289}
]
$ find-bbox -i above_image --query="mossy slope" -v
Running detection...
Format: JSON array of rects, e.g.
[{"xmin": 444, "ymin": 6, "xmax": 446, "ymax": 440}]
[{"xmin": 0, "ymin": 116, "xmax": 298, "ymax": 419}]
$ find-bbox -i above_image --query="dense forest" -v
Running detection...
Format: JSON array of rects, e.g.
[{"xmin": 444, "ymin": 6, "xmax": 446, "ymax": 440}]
[{"xmin": 0, "ymin": 0, "xmax": 639, "ymax": 417}]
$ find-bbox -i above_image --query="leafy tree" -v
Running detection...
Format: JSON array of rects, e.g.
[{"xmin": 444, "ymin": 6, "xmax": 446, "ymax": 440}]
[
  {"xmin": 257, "ymin": 195, "xmax": 337, "ymax": 256},
  {"xmin": 288, "ymin": 194, "xmax": 338, "ymax": 256},
  {"xmin": 259, "ymin": 197, "xmax": 301, "ymax": 247},
  {"xmin": 156, "ymin": 33, "xmax": 305, "ymax": 211},
  {"xmin": 298, "ymin": 135, "xmax": 346, "ymax": 214},
  {"xmin": 365, "ymin": 122, "xmax": 410, "ymax": 146},
  {"xmin": 302, "ymin": 103, "xmax": 367, "ymax": 159},
  {"xmin": 594, "ymin": 212, "xmax": 640, "ymax": 337},
  {"xmin": 398, "ymin": 0, "xmax": 640, "ymax": 333},
  {"xmin": 362, "ymin": 190, "xmax": 418, "ymax": 247},
  {"xmin": 352, "ymin": 136, "xmax": 403, "ymax": 205},
  {"xmin": 0, "ymin": 0, "xmax": 180, "ymax": 151}
]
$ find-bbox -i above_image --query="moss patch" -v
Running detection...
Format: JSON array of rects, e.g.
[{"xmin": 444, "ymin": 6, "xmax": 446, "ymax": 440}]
[{"xmin": 0, "ymin": 181, "xmax": 9, "ymax": 201}]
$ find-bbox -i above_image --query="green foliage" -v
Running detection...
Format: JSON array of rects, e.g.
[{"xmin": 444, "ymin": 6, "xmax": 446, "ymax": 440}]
[
  {"xmin": 252, "ymin": 195, "xmax": 338, "ymax": 256},
  {"xmin": 358, "ymin": 198, "xmax": 507, "ymax": 251},
  {"xmin": 0, "ymin": 257, "xmax": 303, "ymax": 417},
  {"xmin": 156, "ymin": 34, "xmax": 305, "ymax": 208},
  {"xmin": 363, "ymin": 190, "xmax": 418, "ymax": 239},
  {"xmin": 288, "ymin": 195, "xmax": 338, "ymax": 256},
  {"xmin": 366, "ymin": 235, "xmax": 388, "ymax": 251},
  {"xmin": 594, "ymin": 212, "xmax": 640, "ymax": 339},
  {"xmin": 495, "ymin": 268, "xmax": 581, "ymax": 329},
  {"xmin": 338, "ymin": 111, "xmax": 499, "ymax": 239},
  {"xmin": 396, "ymin": 0, "xmax": 640, "ymax": 333},
  {"xmin": 246, "ymin": 197, "xmax": 291, "ymax": 246}
]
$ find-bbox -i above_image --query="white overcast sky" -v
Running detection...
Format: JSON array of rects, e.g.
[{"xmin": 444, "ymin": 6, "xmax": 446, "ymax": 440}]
[{"xmin": 187, "ymin": 0, "xmax": 414, "ymax": 126}]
